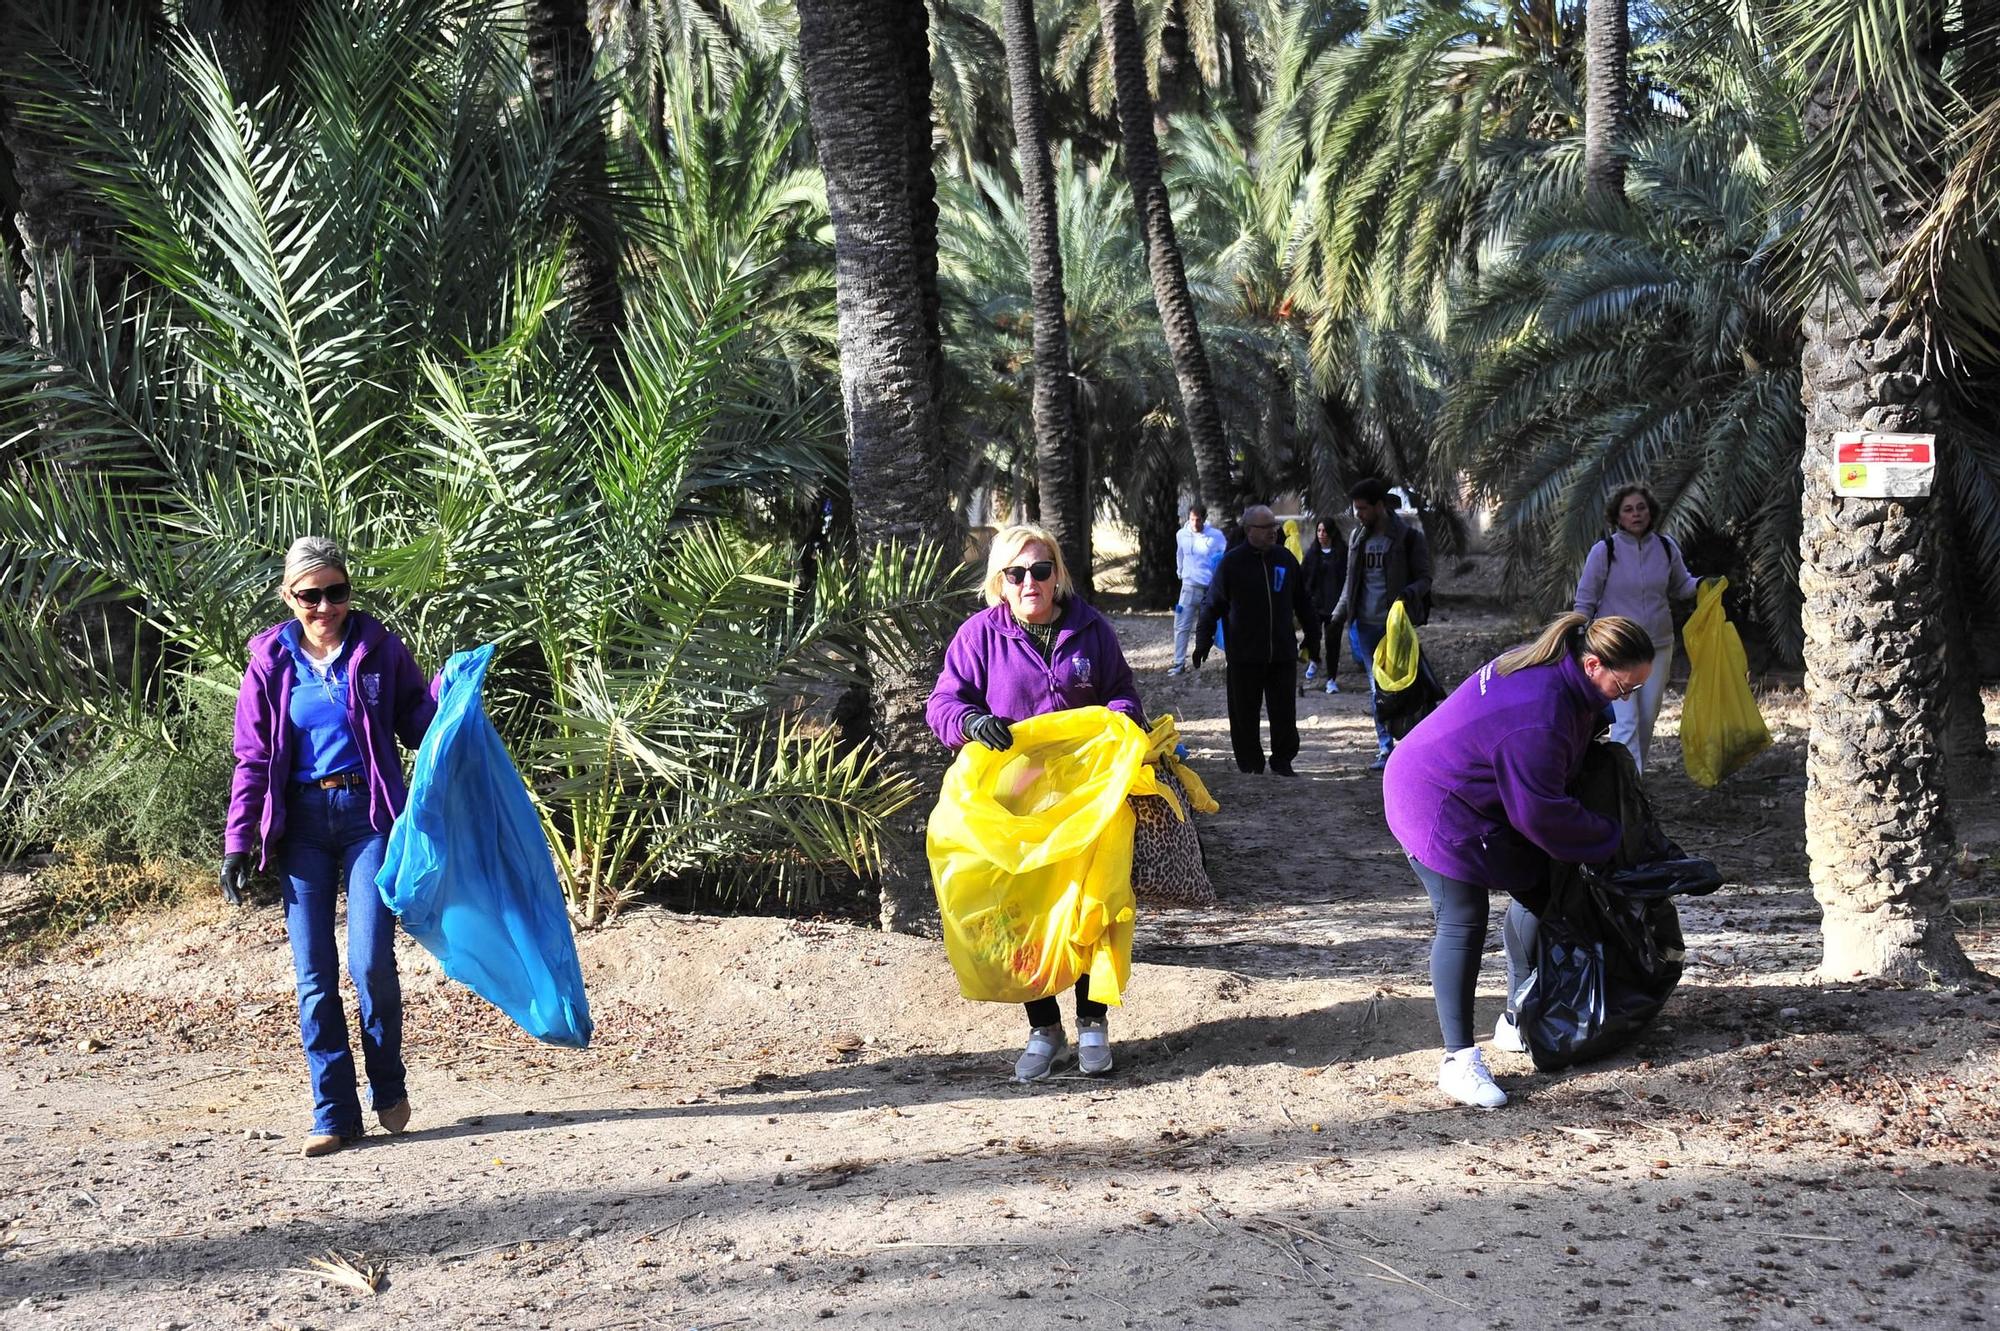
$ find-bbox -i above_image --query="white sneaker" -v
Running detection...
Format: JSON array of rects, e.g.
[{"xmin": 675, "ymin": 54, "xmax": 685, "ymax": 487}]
[
  {"xmin": 1438, "ymin": 1047, "xmax": 1508, "ymax": 1109},
  {"xmin": 1493, "ymin": 1011, "xmax": 1528, "ymax": 1054},
  {"xmin": 1014, "ymin": 1025, "xmax": 1071, "ymax": 1083},
  {"xmin": 1077, "ymin": 1019, "xmax": 1113, "ymax": 1076},
  {"xmin": 1324, "ymin": 679, "xmax": 1340, "ymax": 694},
  {"xmin": 1304, "ymin": 661, "xmax": 1318, "ymax": 683},
  {"xmin": 1167, "ymin": 664, "xmax": 1185, "ymax": 677}
]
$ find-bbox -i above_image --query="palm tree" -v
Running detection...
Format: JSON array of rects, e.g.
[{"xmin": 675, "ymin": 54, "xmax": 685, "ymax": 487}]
[
  {"xmin": 999, "ymin": 0, "xmax": 1091, "ymax": 595},
  {"xmin": 1583, "ymin": 0, "xmax": 1631, "ymax": 201},
  {"xmin": 0, "ymin": 0, "xmax": 958, "ymax": 922},
  {"xmin": 1098, "ymin": 0, "xmax": 1236, "ymax": 523},
  {"xmin": 526, "ymin": 0, "xmax": 628, "ymax": 364},
  {"xmin": 1777, "ymin": 0, "xmax": 1976, "ymax": 981},
  {"xmin": 795, "ymin": 0, "xmax": 960, "ymax": 934}
]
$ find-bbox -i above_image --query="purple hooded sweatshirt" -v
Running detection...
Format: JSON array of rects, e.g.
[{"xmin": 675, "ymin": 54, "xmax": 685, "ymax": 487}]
[
  {"xmin": 1383, "ymin": 652, "xmax": 1622, "ymax": 892},
  {"xmin": 226, "ymin": 611, "xmax": 437, "ymax": 866},
  {"xmin": 926, "ymin": 599, "xmax": 1143, "ymax": 747}
]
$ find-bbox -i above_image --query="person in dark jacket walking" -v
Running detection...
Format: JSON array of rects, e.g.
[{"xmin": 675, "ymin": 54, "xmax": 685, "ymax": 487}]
[
  {"xmin": 1194, "ymin": 505, "xmax": 1317, "ymax": 775},
  {"xmin": 1383, "ymin": 612, "xmax": 1656, "ymax": 1109},
  {"xmin": 1330, "ymin": 478, "xmax": 1433, "ymax": 770},
  {"xmin": 223, "ymin": 537, "xmax": 437, "ymax": 1157},
  {"xmin": 1300, "ymin": 518, "xmax": 1347, "ymax": 695}
]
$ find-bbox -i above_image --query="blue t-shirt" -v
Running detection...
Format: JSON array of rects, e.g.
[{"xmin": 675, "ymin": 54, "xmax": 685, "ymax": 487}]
[{"xmin": 281, "ymin": 622, "xmax": 363, "ymax": 781}]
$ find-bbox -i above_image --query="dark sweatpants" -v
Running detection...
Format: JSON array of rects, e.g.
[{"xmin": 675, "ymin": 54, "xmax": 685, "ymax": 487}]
[{"xmin": 1225, "ymin": 660, "xmax": 1299, "ymax": 773}]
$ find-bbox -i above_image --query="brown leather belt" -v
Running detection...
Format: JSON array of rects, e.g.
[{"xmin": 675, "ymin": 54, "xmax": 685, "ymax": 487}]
[{"xmin": 300, "ymin": 770, "xmax": 365, "ymax": 790}]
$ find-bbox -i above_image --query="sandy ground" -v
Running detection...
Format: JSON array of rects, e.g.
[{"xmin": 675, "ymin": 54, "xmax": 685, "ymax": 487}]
[{"xmin": 3, "ymin": 566, "xmax": 1998, "ymax": 1330}]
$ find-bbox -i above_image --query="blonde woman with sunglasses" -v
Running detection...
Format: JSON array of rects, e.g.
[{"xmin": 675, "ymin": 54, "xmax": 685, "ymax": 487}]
[
  {"xmin": 221, "ymin": 537, "xmax": 437, "ymax": 1156},
  {"xmin": 927, "ymin": 524, "xmax": 1143, "ymax": 1082},
  {"xmin": 1382, "ymin": 613, "xmax": 1655, "ymax": 1109}
]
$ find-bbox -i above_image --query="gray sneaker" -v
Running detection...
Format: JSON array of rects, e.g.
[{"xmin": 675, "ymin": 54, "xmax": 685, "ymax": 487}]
[
  {"xmin": 1077, "ymin": 1019, "xmax": 1114, "ymax": 1076},
  {"xmin": 1014, "ymin": 1025, "xmax": 1071, "ymax": 1082}
]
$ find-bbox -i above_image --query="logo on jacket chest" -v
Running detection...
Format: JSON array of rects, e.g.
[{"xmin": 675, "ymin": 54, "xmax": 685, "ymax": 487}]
[
  {"xmin": 361, "ymin": 672, "xmax": 382, "ymax": 706},
  {"xmin": 1069, "ymin": 655, "xmax": 1094, "ymax": 687}
]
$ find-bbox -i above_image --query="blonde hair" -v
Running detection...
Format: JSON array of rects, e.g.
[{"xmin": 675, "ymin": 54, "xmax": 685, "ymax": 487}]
[
  {"xmin": 1494, "ymin": 612, "xmax": 1654, "ymax": 676},
  {"xmin": 982, "ymin": 523, "xmax": 1075, "ymax": 607},
  {"xmin": 282, "ymin": 535, "xmax": 348, "ymax": 593}
]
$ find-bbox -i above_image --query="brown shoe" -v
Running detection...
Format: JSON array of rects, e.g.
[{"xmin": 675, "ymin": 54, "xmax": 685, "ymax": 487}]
[
  {"xmin": 301, "ymin": 1133, "xmax": 349, "ymax": 1158},
  {"xmin": 376, "ymin": 1099, "xmax": 411, "ymax": 1135}
]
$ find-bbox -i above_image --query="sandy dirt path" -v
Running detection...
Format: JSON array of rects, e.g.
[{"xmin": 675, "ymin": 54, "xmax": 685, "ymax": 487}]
[{"xmin": 4, "ymin": 580, "xmax": 1997, "ymax": 1330}]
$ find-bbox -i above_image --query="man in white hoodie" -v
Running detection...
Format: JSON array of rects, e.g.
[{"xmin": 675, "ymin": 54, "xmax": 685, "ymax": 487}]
[{"xmin": 1170, "ymin": 503, "xmax": 1227, "ymax": 676}]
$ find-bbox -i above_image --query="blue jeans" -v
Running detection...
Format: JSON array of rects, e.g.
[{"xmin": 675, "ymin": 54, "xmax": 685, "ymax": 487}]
[
  {"xmin": 280, "ymin": 783, "xmax": 403, "ymax": 1137},
  {"xmin": 1348, "ymin": 620, "xmax": 1393, "ymax": 754}
]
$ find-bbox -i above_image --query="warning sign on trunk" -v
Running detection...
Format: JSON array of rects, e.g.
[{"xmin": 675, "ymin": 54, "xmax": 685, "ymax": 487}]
[{"xmin": 1832, "ymin": 431, "xmax": 1936, "ymax": 499}]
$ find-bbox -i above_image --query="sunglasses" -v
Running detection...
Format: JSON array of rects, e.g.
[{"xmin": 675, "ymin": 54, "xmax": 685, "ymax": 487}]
[
  {"xmin": 1001, "ymin": 561, "xmax": 1055, "ymax": 586},
  {"xmin": 289, "ymin": 582, "xmax": 352, "ymax": 608}
]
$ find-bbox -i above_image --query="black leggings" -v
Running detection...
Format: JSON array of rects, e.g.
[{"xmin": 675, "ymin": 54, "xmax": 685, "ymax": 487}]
[
  {"xmin": 1025, "ymin": 975, "xmax": 1105, "ymax": 1029},
  {"xmin": 1405, "ymin": 856, "xmax": 1536, "ymax": 1051}
]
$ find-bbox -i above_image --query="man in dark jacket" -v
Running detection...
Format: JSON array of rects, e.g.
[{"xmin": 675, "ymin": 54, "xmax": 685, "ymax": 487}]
[
  {"xmin": 1330, "ymin": 477, "xmax": 1434, "ymax": 770},
  {"xmin": 1300, "ymin": 517, "xmax": 1347, "ymax": 695},
  {"xmin": 1195, "ymin": 505, "xmax": 1317, "ymax": 775}
]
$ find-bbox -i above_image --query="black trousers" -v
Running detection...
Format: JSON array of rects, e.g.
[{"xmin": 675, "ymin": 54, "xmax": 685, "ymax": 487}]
[
  {"xmin": 1314, "ymin": 617, "xmax": 1342, "ymax": 676},
  {"xmin": 1025, "ymin": 975, "xmax": 1105, "ymax": 1028},
  {"xmin": 1225, "ymin": 659, "xmax": 1299, "ymax": 772}
]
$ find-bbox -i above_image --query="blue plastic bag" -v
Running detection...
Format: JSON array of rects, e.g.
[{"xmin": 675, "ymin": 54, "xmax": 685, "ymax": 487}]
[{"xmin": 377, "ymin": 644, "xmax": 593, "ymax": 1047}]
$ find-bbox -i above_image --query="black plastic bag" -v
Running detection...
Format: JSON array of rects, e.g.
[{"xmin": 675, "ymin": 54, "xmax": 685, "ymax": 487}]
[
  {"xmin": 1513, "ymin": 743, "xmax": 1723, "ymax": 1072},
  {"xmin": 1377, "ymin": 650, "xmax": 1445, "ymax": 740}
]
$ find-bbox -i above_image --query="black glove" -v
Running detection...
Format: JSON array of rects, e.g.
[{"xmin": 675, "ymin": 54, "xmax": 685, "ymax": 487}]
[
  {"xmin": 963, "ymin": 713, "xmax": 1014, "ymax": 751},
  {"xmin": 219, "ymin": 852, "xmax": 253, "ymax": 906},
  {"xmin": 1192, "ymin": 648, "xmax": 1208, "ymax": 669}
]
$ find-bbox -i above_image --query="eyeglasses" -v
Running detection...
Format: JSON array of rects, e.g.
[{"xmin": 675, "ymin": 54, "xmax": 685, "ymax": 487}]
[
  {"xmin": 1246, "ymin": 521, "xmax": 1278, "ymax": 530},
  {"xmin": 1607, "ymin": 673, "xmax": 1643, "ymax": 700},
  {"xmin": 290, "ymin": 582, "xmax": 352, "ymax": 607},
  {"xmin": 1001, "ymin": 561, "xmax": 1055, "ymax": 586}
]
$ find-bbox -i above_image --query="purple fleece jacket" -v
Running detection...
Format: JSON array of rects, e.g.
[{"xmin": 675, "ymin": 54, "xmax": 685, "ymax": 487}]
[
  {"xmin": 226, "ymin": 611, "xmax": 438, "ymax": 866},
  {"xmin": 926, "ymin": 599, "xmax": 1143, "ymax": 747},
  {"xmin": 1382, "ymin": 652, "xmax": 1622, "ymax": 892}
]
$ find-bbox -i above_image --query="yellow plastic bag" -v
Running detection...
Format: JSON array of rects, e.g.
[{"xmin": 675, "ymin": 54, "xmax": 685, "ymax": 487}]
[
  {"xmin": 1283, "ymin": 518, "xmax": 1305, "ymax": 562},
  {"xmin": 1372, "ymin": 600, "xmax": 1421, "ymax": 694},
  {"xmin": 1680, "ymin": 576, "xmax": 1771, "ymax": 787},
  {"xmin": 927, "ymin": 706, "xmax": 1160, "ymax": 1006}
]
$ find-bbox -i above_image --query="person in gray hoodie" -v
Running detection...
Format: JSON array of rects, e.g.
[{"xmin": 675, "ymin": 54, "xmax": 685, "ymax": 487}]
[
  {"xmin": 1572, "ymin": 485, "xmax": 1700, "ymax": 773},
  {"xmin": 1330, "ymin": 478, "xmax": 1433, "ymax": 770}
]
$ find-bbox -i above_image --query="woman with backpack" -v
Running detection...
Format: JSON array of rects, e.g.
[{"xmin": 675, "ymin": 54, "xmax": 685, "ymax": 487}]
[{"xmin": 1573, "ymin": 486, "xmax": 1698, "ymax": 773}]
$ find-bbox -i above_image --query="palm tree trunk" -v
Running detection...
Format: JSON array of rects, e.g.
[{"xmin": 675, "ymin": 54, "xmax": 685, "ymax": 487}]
[
  {"xmin": 1097, "ymin": 0, "xmax": 1235, "ymax": 528},
  {"xmin": 797, "ymin": 0, "xmax": 957, "ymax": 936},
  {"xmin": 1583, "ymin": 0, "xmax": 1629, "ymax": 202},
  {"xmin": 1000, "ymin": 0, "xmax": 1091, "ymax": 598},
  {"xmin": 1796, "ymin": 132, "xmax": 1969, "ymax": 981},
  {"xmin": 525, "ymin": 0, "xmax": 627, "ymax": 365}
]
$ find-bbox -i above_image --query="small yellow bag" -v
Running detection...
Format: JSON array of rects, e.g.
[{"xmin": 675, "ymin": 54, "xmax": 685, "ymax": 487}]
[
  {"xmin": 927, "ymin": 706, "xmax": 1160, "ymax": 1005},
  {"xmin": 1680, "ymin": 576, "xmax": 1771, "ymax": 787},
  {"xmin": 1372, "ymin": 599, "xmax": 1421, "ymax": 693}
]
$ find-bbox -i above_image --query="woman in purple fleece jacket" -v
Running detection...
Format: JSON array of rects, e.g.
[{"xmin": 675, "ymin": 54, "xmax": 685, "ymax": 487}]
[
  {"xmin": 221, "ymin": 537, "xmax": 437, "ymax": 1157},
  {"xmin": 927, "ymin": 524, "xmax": 1142, "ymax": 1084},
  {"xmin": 1383, "ymin": 612, "xmax": 1655, "ymax": 1109}
]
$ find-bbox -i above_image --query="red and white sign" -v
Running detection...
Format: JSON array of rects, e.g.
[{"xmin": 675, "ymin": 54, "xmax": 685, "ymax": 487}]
[{"xmin": 1832, "ymin": 431, "xmax": 1935, "ymax": 499}]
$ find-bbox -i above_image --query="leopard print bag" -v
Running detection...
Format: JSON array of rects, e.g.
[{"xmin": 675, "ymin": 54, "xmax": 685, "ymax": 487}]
[{"xmin": 1130, "ymin": 765, "xmax": 1216, "ymax": 908}]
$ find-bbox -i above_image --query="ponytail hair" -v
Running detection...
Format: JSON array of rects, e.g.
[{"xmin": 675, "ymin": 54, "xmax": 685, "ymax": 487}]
[{"xmin": 1494, "ymin": 612, "xmax": 1655, "ymax": 676}]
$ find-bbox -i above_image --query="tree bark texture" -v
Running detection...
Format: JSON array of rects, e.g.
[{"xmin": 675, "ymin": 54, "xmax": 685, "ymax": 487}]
[
  {"xmin": 1795, "ymin": 170, "xmax": 1970, "ymax": 981},
  {"xmin": 525, "ymin": 0, "xmax": 627, "ymax": 364},
  {"xmin": 1097, "ymin": 0, "xmax": 1235, "ymax": 529},
  {"xmin": 1001, "ymin": 0, "xmax": 1092, "ymax": 597},
  {"xmin": 797, "ymin": 0, "xmax": 957, "ymax": 936},
  {"xmin": 1935, "ymin": 504, "xmax": 1993, "ymax": 795},
  {"xmin": 1582, "ymin": 0, "xmax": 1629, "ymax": 202}
]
